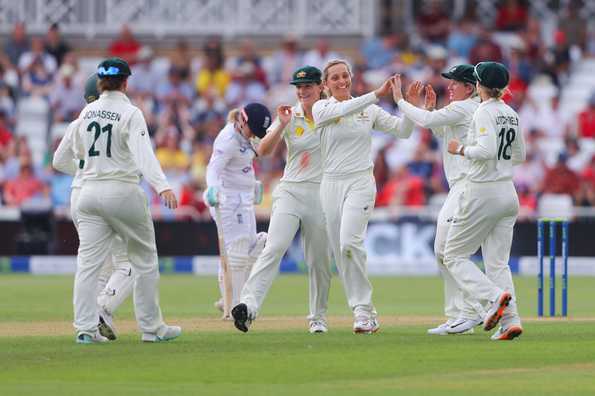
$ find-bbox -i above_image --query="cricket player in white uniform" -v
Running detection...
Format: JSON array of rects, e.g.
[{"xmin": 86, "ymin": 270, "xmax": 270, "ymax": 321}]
[
  {"xmin": 312, "ymin": 60, "xmax": 414, "ymax": 334},
  {"xmin": 71, "ymin": 58, "xmax": 180, "ymax": 344},
  {"xmin": 233, "ymin": 66, "xmax": 332, "ymax": 334},
  {"xmin": 53, "ymin": 74, "xmax": 134, "ymax": 341},
  {"xmin": 203, "ymin": 102, "xmax": 271, "ymax": 317},
  {"xmin": 444, "ymin": 62, "xmax": 526, "ymax": 341},
  {"xmin": 394, "ymin": 64, "xmax": 487, "ymax": 335}
]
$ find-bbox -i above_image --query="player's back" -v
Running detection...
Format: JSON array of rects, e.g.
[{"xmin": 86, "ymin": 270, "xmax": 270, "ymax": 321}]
[{"xmin": 76, "ymin": 91, "xmax": 141, "ymax": 184}]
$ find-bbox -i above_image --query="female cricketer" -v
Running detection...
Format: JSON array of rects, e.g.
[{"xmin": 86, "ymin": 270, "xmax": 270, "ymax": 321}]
[
  {"xmin": 312, "ymin": 60, "xmax": 414, "ymax": 334},
  {"xmin": 203, "ymin": 102, "xmax": 271, "ymax": 316},
  {"xmin": 444, "ymin": 61, "xmax": 526, "ymax": 341},
  {"xmin": 232, "ymin": 66, "xmax": 332, "ymax": 334},
  {"xmin": 393, "ymin": 64, "xmax": 486, "ymax": 335},
  {"xmin": 53, "ymin": 73, "xmax": 134, "ymax": 341},
  {"xmin": 72, "ymin": 58, "xmax": 180, "ymax": 344}
]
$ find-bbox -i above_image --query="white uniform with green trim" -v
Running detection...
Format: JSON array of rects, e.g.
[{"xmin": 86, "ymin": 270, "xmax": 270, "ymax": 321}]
[
  {"xmin": 313, "ymin": 92, "xmax": 414, "ymax": 320},
  {"xmin": 397, "ymin": 97, "xmax": 486, "ymax": 321},
  {"xmin": 443, "ymin": 98, "xmax": 526, "ymax": 329},
  {"xmin": 53, "ymin": 118, "xmax": 133, "ymax": 318},
  {"xmin": 71, "ymin": 90, "xmax": 171, "ymax": 336},
  {"xmin": 241, "ymin": 103, "xmax": 332, "ymax": 322}
]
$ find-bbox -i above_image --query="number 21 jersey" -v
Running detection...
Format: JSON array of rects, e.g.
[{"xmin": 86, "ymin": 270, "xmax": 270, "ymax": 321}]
[
  {"xmin": 464, "ymin": 98, "xmax": 526, "ymax": 183},
  {"xmin": 74, "ymin": 90, "xmax": 170, "ymax": 194}
]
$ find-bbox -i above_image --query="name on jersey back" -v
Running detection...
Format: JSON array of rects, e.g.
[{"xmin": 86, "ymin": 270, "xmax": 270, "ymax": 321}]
[{"xmin": 83, "ymin": 110, "xmax": 122, "ymax": 122}]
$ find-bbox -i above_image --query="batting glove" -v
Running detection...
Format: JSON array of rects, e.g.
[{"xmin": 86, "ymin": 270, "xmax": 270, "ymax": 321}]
[
  {"xmin": 254, "ymin": 181, "xmax": 264, "ymax": 205},
  {"xmin": 203, "ymin": 186, "xmax": 220, "ymax": 207}
]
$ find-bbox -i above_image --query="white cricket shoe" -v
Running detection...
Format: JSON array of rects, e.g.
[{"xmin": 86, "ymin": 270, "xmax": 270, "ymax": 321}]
[
  {"xmin": 490, "ymin": 325, "xmax": 523, "ymax": 341},
  {"xmin": 98, "ymin": 308, "xmax": 117, "ymax": 341},
  {"xmin": 353, "ymin": 317, "xmax": 380, "ymax": 334},
  {"xmin": 483, "ymin": 291, "xmax": 512, "ymax": 331},
  {"xmin": 76, "ymin": 331, "xmax": 109, "ymax": 344},
  {"xmin": 309, "ymin": 320, "xmax": 328, "ymax": 334},
  {"xmin": 446, "ymin": 317, "xmax": 482, "ymax": 335},
  {"xmin": 427, "ymin": 320, "xmax": 454, "ymax": 335},
  {"xmin": 142, "ymin": 325, "xmax": 182, "ymax": 342}
]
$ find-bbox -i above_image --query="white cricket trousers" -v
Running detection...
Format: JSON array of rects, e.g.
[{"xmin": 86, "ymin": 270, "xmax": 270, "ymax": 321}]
[
  {"xmin": 209, "ymin": 190, "xmax": 258, "ymax": 307},
  {"xmin": 434, "ymin": 181, "xmax": 485, "ymax": 321},
  {"xmin": 443, "ymin": 180, "xmax": 521, "ymax": 326},
  {"xmin": 241, "ymin": 181, "xmax": 332, "ymax": 320},
  {"xmin": 320, "ymin": 170, "xmax": 376, "ymax": 319},
  {"xmin": 73, "ymin": 180, "xmax": 165, "ymax": 334},
  {"xmin": 71, "ymin": 188, "xmax": 134, "ymax": 316}
]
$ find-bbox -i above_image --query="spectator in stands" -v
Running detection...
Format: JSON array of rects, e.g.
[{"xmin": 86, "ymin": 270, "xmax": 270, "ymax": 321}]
[
  {"xmin": 577, "ymin": 155, "xmax": 595, "ymax": 206},
  {"xmin": 446, "ymin": 18, "xmax": 478, "ymax": 60},
  {"xmin": 18, "ymin": 37, "xmax": 57, "ymax": 75},
  {"xmin": 3, "ymin": 158, "xmax": 47, "ymax": 206},
  {"xmin": 3, "ymin": 22, "xmax": 30, "ymax": 68},
  {"xmin": 469, "ymin": 28, "xmax": 503, "ymax": 65},
  {"xmin": 49, "ymin": 64, "xmax": 85, "ymax": 122},
  {"xmin": 577, "ymin": 92, "xmax": 595, "ymax": 138},
  {"xmin": 546, "ymin": 30, "xmax": 571, "ymax": 87},
  {"xmin": 360, "ymin": 33, "xmax": 400, "ymax": 70},
  {"xmin": 191, "ymin": 86, "xmax": 226, "ymax": 128},
  {"xmin": 226, "ymin": 39, "xmax": 268, "ymax": 88},
  {"xmin": 44, "ymin": 23, "xmax": 71, "ymax": 66},
  {"xmin": 421, "ymin": 46, "xmax": 449, "ymax": 106},
  {"xmin": 495, "ymin": 0, "xmax": 528, "ymax": 32},
  {"xmin": 21, "ymin": 55, "xmax": 54, "ymax": 98},
  {"xmin": 376, "ymin": 165, "xmax": 426, "ymax": 207},
  {"xmin": 170, "ymin": 40, "xmax": 193, "ymax": 81},
  {"xmin": 541, "ymin": 153, "xmax": 581, "ymax": 202},
  {"xmin": 0, "ymin": 110, "xmax": 13, "ymax": 161},
  {"xmin": 127, "ymin": 46, "xmax": 161, "ymax": 96},
  {"xmin": 156, "ymin": 67, "xmax": 194, "ymax": 111},
  {"xmin": 265, "ymin": 35, "xmax": 303, "ymax": 85},
  {"xmin": 156, "ymin": 131, "xmax": 190, "ymax": 172},
  {"xmin": 558, "ymin": 1, "xmax": 588, "ymax": 51},
  {"xmin": 0, "ymin": 54, "xmax": 19, "ymax": 94},
  {"xmin": 225, "ymin": 63, "xmax": 267, "ymax": 108},
  {"xmin": 416, "ymin": 0, "xmax": 450, "ymax": 44},
  {"xmin": 0, "ymin": 81, "xmax": 15, "ymax": 122},
  {"xmin": 303, "ymin": 38, "xmax": 340, "ymax": 71},
  {"xmin": 195, "ymin": 38, "xmax": 230, "ymax": 98},
  {"xmin": 108, "ymin": 24, "xmax": 140, "ymax": 64}
]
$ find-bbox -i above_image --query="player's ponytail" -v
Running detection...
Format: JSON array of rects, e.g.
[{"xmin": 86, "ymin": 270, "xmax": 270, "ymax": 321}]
[{"xmin": 227, "ymin": 108, "xmax": 240, "ymax": 123}]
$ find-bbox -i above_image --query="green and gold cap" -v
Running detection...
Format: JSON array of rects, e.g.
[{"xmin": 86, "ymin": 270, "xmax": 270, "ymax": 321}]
[
  {"xmin": 441, "ymin": 64, "xmax": 476, "ymax": 84},
  {"xmin": 84, "ymin": 74, "xmax": 99, "ymax": 103},
  {"xmin": 290, "ymin": 65, "xmax": 322, "ymax": 85},
  {"xmin": 473, "ymin": 61, "xmax": 509, "ymax": 89}
]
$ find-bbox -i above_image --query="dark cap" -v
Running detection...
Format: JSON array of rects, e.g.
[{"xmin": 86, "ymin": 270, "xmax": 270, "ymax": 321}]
[
  {"xmin": 473, "ymin": 61, "xmax": 509, "ymax": 89},
  {"xmin": 441, "ymin": 64, "xmax": 476, "ymax": 84},
  {"xmin": 290, "ymin": 65, "xmax": 322, "ymax": 85},
  {"xmin": 97, "ymin": 57, "xmax": 131, "ymax": 78},
  {"xmin": 84, "ymin": 74, "xmax": 100, "ymax": 103},
  {"xmin": 242, "ymin": 103, "xmax": 271, "ymax": 139}
]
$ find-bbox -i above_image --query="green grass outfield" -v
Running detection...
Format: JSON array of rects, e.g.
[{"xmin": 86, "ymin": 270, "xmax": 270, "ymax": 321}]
[{"xmin": 1, "ymin": 275, "xmax": 594, "ymax": 395}]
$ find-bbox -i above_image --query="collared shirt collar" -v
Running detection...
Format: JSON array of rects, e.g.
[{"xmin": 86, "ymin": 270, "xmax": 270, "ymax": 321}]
[{"xmin": 292, "ymin": 101, "xmax": 305, "ymax": 118}]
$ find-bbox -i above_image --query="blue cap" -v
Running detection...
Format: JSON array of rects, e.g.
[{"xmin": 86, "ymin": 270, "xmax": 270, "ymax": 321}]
[{"xmin": 242, "ymin": 103, "xmax": 272, "ymax": 139}]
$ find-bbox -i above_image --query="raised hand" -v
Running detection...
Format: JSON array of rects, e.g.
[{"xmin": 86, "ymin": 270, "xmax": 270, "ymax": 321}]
[
  {"xmin": 389, "ymin": 74, "xmax": 403, "ymax": 102},
  {"xmin": 277, "ymin": 105, "xmax": 292, "ymax": 126},
  {"xmin": 374, "ymin": 78, "xmax": 393, "ymax": 98},
  {"xmin": 406, "ymin": 81, "xmax": 423, "ymax": 107},
  {"xmin": 424, "ymin": 84, "xmax": 437, "ymax": 110}
]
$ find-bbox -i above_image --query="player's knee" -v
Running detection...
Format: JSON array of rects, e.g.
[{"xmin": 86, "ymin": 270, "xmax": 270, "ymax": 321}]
[{"xmin": 339, "ymin": 240, "xmax": 362, "ymax": 260}]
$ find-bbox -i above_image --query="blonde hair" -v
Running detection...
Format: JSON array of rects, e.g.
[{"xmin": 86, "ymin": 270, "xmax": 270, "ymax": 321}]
[
  {"xmin": 479, "ymin": 84, "xmax": 507, "ymax": 99},
  {"xmin": 227, "ymin": 108, "xmax": 240, "ymax": 123}
]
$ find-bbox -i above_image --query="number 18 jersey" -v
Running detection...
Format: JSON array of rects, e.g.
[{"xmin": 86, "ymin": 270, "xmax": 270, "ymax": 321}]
[
  {"xmin": 463, "ymin": 98, "xmax": 526, "ymax": 183},
  {"xmin": 74, "ymin": 90, "xmax": 170, "ymax": 194}
]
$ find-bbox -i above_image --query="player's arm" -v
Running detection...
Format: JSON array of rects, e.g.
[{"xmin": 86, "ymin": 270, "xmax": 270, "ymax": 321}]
[
  {"xmin": 52, "ymin": 119, "xmax": 82, "ymax": 175},
  {"xmin": 257, "ymin": 106, "xmax": 291, "ymax": 157},
  {"xmin": 312, "ymin": 92, "xmax": 378, "ymax": 127},
  {"xmin": 449, "ymin": 112, "xmax": 497, "ymax": 159},
  {"xmin": 397, "ymin": 100, "xmax": 466, "ymax": 131},
  {"xmin": 127, "ymin": 109, "xmax": 177, "ymax": 208},
  {"xmin": 511, "ymin": 118, "xmax": 526, "ymax": 165},
  {"xmin": 371, "ymin": 105, "xmax": 415, "ymax": 139}
]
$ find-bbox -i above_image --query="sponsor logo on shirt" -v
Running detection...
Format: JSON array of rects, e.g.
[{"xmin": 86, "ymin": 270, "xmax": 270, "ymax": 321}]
[
  {"xmin": 295, "ymin": 126, "xmax": 304, "ymax": 137},
  {"xmin": 242, "ymin": 166, "xmax": 251, "ymax": 173},
  {"xmin": 355, "ymin": 111, "xmax": 370, "ymax": 122}
]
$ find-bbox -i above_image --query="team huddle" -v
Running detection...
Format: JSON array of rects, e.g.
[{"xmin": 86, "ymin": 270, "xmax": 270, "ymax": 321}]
[{"xmin": 53, "ymin": 55, "xmax": 525, "ymax": 343}]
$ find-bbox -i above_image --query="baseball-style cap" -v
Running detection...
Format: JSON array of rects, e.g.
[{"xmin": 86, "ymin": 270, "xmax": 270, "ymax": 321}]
[
  {"xmin": 290, "ymin": 65, "xmax": 322, "ymax": 85},
  {"xmin": 84, "ymin": 74, "xmax": 99, "ymax": 103},
  {"xmin": 441, "ymin": 64, "xmax": 476, "ymax": 84},
  {"xmin": 242, "ymin": 103, "xmax": 272, "ymax": 139},
  {"xmin": 473, "ymin": 61, "xmax": 509, "ymax": 89},
  {"xmin": 97, "ymin": 57, "xmax": 131, "ymax": 78}
]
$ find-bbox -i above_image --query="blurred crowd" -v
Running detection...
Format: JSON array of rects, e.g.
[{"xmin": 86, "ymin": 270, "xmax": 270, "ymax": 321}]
[{"xmin": 0, "ymin": 0, "xmax": 594, "ymax": 220}]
